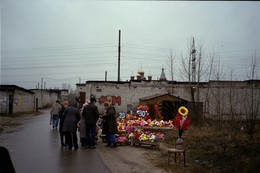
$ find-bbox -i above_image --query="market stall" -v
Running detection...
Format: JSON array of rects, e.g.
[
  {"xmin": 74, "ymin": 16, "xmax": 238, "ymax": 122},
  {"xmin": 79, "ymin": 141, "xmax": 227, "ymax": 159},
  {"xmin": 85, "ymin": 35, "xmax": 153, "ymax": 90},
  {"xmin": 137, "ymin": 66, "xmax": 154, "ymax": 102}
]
[{"xmin": 115, "ymin": 105, "xmax": 175, "ymax": 148}]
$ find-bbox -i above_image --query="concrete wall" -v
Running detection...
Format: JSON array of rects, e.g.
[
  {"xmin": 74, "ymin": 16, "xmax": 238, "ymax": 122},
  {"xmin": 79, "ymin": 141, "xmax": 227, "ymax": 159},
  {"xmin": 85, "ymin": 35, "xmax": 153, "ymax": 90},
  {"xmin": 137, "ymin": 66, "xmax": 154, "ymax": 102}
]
[
  {"xmin": 0, "ymin": 91, "xmax": 11, "ymax": 114},
  {"xmin": 32, "ymin": 90, "xmax": 58, "ymax": 108},
  {"xmin": 76, "ymin": 80, "xmax": 260, "ymax": 120},
  {"xmin": 77, "ymin": 81, "xmax": 170, "ymax": 114},
  {"xmin": 32, "ymin": 89, "xmax": 69, "ymax": 108},
  {"xmin": 12, "ymin": 90, "xmax": 35, "ymax": 113},
  {"xmin": 60, "ymin": 90, "xmax": 69, "ymax": 102},
  {"xmin": 1, "ymin": 88, "xmax": 69, "ymax": 114},
  {"xmin": 202, "ymin": 81, "xmax": 260, "ymax": 120}
]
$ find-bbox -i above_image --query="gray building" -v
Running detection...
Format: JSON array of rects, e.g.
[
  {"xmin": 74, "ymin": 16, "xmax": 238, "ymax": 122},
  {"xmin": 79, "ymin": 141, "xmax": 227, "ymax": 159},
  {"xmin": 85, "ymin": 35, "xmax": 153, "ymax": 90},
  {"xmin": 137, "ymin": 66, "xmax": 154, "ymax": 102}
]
[
  {"xmin": 0, "ymin": 85, "xmax": 69, "ymax": 115},
  {"xmin": 0, "ymin": 85, "xmax": 35, "ymax": 114},
  {"xmin": 31, "ymin": 89, "xmax": 69, "ymax": 108}
]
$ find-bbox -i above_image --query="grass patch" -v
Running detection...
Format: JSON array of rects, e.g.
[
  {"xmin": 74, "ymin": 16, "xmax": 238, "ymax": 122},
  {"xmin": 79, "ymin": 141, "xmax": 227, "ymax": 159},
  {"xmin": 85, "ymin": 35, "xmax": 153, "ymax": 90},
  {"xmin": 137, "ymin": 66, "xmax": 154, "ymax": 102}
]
[{"xmin": 160, "ymin": 120, "xmax": 260, "ymax": 173}]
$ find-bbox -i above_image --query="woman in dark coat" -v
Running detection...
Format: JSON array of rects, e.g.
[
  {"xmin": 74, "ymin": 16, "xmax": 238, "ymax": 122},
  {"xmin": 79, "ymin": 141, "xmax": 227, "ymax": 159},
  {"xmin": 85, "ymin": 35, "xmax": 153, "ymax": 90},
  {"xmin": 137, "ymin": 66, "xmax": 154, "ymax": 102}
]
[
  {"xmin": 58, "ymin": 100, "xmax": 69, "ymax": 146},
  {"xmin": 102, "ymin": 101, "xmax": 117, "ymax": 148},
  {"xmin": 62, "ymin": 100, "xmax": 80, "ymax": 150}
]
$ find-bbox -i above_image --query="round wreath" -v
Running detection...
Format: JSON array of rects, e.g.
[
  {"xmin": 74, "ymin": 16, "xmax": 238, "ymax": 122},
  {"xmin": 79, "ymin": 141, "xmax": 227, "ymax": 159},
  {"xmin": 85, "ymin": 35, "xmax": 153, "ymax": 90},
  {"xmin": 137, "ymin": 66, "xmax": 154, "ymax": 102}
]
[{"xmin": 178, "ymin": 106, "xmax": 188, "ymax": 117}]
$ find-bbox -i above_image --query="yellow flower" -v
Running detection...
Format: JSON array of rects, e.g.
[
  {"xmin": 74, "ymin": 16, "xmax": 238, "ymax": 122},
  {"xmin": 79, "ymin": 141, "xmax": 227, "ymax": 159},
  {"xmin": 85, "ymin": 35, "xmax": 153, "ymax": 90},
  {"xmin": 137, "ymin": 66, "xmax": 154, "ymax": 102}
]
[
  {"xmin": 178, "ymin": 106, "xmax": 188, "ymax": 117},
  {"xmin": 128, "ymin": 133, "xmax": 134, "ymax": 138}
]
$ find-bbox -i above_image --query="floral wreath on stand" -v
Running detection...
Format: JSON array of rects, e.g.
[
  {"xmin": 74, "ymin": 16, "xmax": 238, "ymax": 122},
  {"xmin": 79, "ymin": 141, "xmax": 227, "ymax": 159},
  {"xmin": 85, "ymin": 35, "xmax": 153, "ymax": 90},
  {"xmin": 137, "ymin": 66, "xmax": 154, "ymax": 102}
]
[{"xmin": 173, "ymin": 106, "xmax": 190, "ymax": 147}]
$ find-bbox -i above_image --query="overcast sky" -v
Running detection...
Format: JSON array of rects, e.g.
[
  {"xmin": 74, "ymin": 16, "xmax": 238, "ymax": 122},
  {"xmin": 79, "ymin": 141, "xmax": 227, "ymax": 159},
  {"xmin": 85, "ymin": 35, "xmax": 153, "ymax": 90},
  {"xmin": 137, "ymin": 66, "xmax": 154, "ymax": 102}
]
[{"xmin": 1, "ymin": 0, "xmax": 260, "ymax": 89}]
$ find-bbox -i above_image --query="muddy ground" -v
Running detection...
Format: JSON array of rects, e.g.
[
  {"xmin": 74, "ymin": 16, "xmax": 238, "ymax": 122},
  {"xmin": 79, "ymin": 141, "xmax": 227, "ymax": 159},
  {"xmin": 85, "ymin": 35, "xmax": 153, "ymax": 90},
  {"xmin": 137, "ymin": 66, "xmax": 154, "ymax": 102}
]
[{"xmin": 0, "ymin": 112, "xmax": 170, "ymax": 173}]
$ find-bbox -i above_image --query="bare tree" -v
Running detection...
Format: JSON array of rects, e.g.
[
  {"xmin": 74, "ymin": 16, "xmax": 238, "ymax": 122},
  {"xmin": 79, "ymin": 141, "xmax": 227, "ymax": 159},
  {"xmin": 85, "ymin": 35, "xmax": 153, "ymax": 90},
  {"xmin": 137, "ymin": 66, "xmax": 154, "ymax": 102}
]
[
  {"xmin": 179, "ymin": 37, "xmax": 208, "ymax": 124},
  {"xmin": 244, "ymin": 54, "xmax": 260, "ymax": 140},
  {"xmin": 68, "ymin": 89, "xmax": 77, "ymax": 102},
  {"xmin": 227, "ymin": 67, "xmax": 236, "ymax": 121},
  {"xmin": 203, "ymin": 50, "xmax": 217, "ymax": 119},
  {"xmin": 209, "ymin": 55, "xmax": 226, "ymax": 127},
  {"xmin": 166, "ymin": 49, "xmax": 176, "ymax": 95}
]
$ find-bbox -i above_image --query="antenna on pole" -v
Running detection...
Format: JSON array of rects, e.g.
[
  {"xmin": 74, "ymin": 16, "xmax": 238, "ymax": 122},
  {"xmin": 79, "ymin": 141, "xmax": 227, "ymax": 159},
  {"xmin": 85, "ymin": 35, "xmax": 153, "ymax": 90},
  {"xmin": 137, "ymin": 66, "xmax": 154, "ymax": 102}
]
[{"xmin": 118, "ymin": 30, "xmax": 121, "ymax": 82}]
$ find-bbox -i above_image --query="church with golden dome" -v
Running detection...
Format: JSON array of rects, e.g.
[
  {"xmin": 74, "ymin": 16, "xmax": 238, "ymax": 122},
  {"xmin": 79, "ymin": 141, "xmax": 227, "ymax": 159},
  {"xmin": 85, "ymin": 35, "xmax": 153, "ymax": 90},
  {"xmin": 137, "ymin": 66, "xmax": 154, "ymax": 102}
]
[{"xmin": 130, "ymin": 66, "xmax": 167, "ymax": 81}]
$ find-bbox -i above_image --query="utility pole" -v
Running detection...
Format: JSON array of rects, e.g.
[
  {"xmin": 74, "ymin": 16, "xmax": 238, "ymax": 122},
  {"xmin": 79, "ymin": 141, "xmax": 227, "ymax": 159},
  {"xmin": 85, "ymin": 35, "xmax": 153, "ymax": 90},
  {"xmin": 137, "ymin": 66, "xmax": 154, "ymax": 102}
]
[
  {"xmin": 41, "ymin": 77, "xmax": 43, "ymax": 105},
  {"xmin": 118, "ymin": 30, "xmax": 121, "ymax": 82},
  {"xmin": 191, "ymin": 37, "xmax": 196, "ymax": 83},
  {"xmin": 41, "ymin": 77, "xmax": 43, "ymax": 90}
]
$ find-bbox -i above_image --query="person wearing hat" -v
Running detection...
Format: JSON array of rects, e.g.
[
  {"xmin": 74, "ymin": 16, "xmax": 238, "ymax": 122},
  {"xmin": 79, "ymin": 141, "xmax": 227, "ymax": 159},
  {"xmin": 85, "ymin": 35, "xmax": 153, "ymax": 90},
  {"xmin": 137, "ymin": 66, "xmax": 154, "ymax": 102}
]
[
  {"xmin": 102, "ymin": 101, "xmax": 117, "ymax": 148},
  {"xmin": 82, "ymin": 97, "xmax": 99, "ymax": 149}
]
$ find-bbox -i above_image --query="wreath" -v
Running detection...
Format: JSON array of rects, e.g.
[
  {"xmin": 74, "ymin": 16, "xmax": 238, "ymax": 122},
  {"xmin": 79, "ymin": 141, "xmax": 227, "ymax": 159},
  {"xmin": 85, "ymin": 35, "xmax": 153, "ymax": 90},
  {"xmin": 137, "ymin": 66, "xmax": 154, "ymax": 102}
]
[{"xmin": 178, "ymin": 106, "xmax": 188, "ymax": 117}]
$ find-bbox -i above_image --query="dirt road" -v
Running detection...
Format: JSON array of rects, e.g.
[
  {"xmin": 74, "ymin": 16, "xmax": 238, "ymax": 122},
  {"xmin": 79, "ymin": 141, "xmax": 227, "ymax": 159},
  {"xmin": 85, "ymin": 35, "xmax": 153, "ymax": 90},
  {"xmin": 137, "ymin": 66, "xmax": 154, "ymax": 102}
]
[{"xmin": 96, "ymin": 142, "xmax": 168, "ymax": 173}]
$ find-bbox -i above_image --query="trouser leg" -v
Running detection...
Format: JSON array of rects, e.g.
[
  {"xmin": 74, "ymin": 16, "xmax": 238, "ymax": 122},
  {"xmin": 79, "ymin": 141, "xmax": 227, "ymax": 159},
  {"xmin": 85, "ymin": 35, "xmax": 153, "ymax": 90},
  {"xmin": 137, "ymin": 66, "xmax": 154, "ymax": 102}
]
[
  {"xmin": 105, "ymin": 132, "xmax": 111, "ymax": 147},
  {"xmin": 52, "ymin": 115, "xmax": 59, "ymax": 129},
  {"xmin": 85, "ymin": 124, "xmax": 91, "ymax": 147},
  {"xmin": 54, "ymin": 116, "xmax": 59, "ymax": 128},
  {"xmin": 107, "ymin": 133, "xmax": 116, "ymax": 143},
  {"xmin": 72, "ymin": 132, "xmax": 78, "ymax": 148},
  {"xmin": 90, "ymin": 124, "xmax": 96, "ymax": 146},
  {"xmin": 60, "ymin": 133, "xmax": 63, "ymax": 144},
  {"xmin": 60, "ymin": 132, "xmax": 66, "ymax": 146},
  {"xmin": 109, "ymin": 134, "xmax": 117, "ymax": 148},
  {"xmin": 52, "ymin": 116, "xmax": 55, "ymax": 128},
  {"xmin": 65, "ymin": 132, "xmax": 72, "ymax": 149}
]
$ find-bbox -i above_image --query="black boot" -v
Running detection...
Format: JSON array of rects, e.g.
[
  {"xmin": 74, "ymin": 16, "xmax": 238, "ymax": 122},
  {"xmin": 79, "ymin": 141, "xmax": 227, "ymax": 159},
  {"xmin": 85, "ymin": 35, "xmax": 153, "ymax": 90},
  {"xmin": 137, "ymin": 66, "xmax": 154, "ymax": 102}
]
[
  {"xmin": 105, "ymin": 142, "xmax": 111, "ymax": 147},
  {"xmin": 110, "ymin": 143, "xmax": 117, "ymax": 148}
]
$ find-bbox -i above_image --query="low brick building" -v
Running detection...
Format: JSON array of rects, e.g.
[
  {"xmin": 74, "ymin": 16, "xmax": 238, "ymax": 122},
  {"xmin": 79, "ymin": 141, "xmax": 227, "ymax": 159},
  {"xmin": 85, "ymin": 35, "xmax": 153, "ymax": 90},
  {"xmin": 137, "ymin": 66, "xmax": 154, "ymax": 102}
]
[
  {"xmin": 76, "ymin": 80, "xmax": 260, "ymax": 120},
  {"xmin": 0, "ymin": 85, "xmax": 35, "ymax": 114},
  {"xmin": 0, "ymin": 85, "xmax": 69, "ymax": 115}
]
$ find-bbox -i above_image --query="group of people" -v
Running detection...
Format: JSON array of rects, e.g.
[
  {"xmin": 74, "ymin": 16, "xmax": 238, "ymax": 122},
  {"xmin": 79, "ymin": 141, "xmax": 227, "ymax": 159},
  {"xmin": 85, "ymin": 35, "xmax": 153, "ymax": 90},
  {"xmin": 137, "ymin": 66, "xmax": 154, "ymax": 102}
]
[
  {"xmin": 80, "ymin": 97, "xmax": 118, "ymax": 148},
  {"xmin": 50, "ymin": 99, "xmax": 80, "ymax": 150},
  {"xmin": 50, "ymin": 97, "xmax": 118, "ymax": 150}
]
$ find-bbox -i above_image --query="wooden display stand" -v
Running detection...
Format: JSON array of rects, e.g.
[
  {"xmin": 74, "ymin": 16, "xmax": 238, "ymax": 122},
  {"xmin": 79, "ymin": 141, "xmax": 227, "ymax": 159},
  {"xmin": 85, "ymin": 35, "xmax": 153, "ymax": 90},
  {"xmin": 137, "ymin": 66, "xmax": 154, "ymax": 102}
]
[
  {"xmin": 130, "ymin": 126, "xmax": 173, "ymax": 149},
  {"xmin": 116, "ymin": 131, "xmax": 131, "ymax": 146},
  {"xmin": 131, "ymin": 138, "xmax": 160, "ymax": 149}
]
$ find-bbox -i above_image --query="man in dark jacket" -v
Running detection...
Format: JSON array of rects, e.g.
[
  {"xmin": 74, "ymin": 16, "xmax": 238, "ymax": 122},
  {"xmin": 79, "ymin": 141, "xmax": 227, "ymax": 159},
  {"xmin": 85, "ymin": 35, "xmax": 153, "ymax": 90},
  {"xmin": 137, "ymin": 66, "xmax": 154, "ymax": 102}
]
[{"xmin": 82, "ymin": 97, "xmax": 99, "ymax": 149}]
